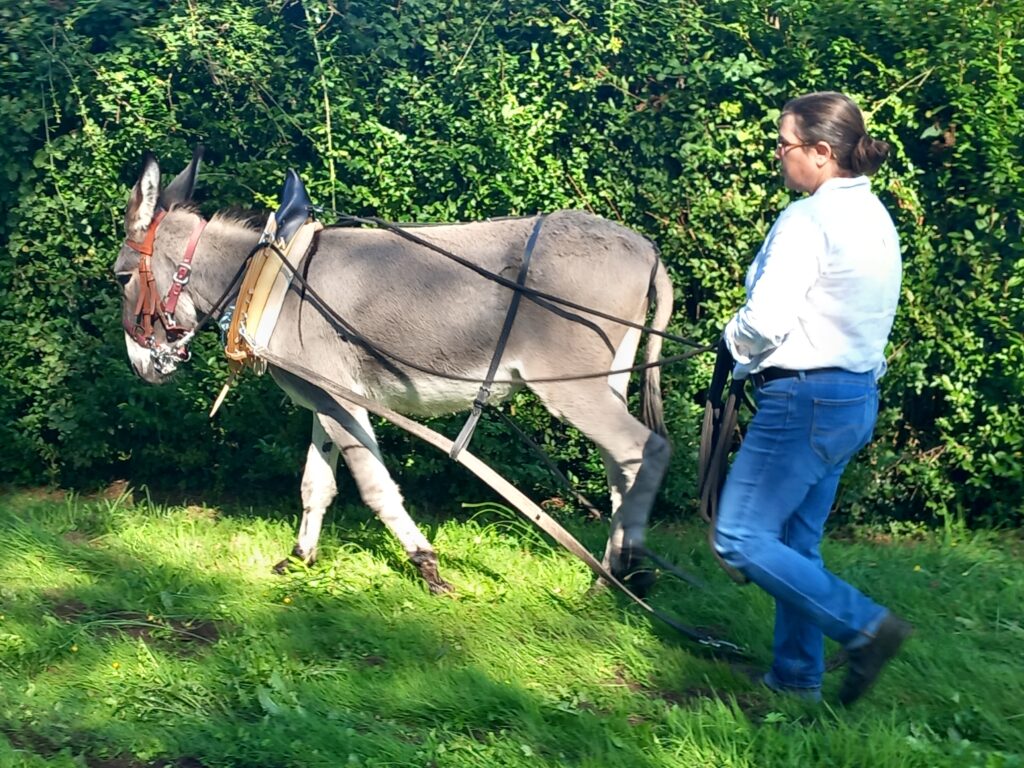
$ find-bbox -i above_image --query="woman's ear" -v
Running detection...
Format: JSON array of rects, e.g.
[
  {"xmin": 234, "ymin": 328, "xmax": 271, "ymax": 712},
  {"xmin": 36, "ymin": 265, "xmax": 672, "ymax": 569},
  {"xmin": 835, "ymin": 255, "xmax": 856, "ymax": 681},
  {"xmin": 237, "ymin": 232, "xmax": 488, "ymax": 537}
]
[{"xmin": 812, "ymin": 141, "xmax": 834, "ymax": 167}]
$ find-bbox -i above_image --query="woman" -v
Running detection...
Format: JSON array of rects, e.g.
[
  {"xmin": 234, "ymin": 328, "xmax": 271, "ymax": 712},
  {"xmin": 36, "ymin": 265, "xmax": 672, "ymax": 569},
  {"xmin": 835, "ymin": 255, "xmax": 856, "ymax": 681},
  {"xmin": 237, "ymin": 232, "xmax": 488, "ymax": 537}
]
[{"xmin": 715, "ymin": 91, "xmax": 911, "ymax": 705}]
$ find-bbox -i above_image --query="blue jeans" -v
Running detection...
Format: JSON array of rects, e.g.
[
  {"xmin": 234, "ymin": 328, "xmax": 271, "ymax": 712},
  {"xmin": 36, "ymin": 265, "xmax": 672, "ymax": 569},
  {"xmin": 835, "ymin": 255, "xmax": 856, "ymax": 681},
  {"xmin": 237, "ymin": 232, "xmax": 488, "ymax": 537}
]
[{"xmin": 713, "ymin": 369, "xmax": 888, "ymax": 691}]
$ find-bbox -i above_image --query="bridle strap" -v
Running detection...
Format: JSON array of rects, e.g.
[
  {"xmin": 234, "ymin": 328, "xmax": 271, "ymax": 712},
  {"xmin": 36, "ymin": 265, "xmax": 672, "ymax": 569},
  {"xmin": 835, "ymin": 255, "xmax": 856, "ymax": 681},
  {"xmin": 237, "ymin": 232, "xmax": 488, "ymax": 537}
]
[
  {"xmin": 125, "ymin": 209, "xmax": 167, "ymax": 257},
  {"xmin": 131, "ymin": 246, "xmax": 160, "ymax": 339},
  {"xmin": 164, "ymin": 217, "xmax": 207, "ymax": 317},
  {"xmin": 123, "ymin": 209, "xmax": 207, "ymax": 345}
]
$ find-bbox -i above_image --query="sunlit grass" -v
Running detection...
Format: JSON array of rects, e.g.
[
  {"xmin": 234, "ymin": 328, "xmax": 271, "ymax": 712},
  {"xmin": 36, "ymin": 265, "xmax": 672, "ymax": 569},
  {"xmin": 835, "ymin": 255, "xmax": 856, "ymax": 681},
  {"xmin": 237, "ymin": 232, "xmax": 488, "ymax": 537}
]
[{"xmin": 0, "ymin": 489, "xmax": 1021, "ymax": 767}]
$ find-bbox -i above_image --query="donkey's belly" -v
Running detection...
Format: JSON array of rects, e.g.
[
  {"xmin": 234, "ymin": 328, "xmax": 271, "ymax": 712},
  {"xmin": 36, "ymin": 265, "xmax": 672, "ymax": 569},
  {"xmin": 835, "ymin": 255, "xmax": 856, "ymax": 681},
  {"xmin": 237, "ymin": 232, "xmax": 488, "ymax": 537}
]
[{"xmin": 366, "ymin": 369, "xmax": 522, "ymax": 419}]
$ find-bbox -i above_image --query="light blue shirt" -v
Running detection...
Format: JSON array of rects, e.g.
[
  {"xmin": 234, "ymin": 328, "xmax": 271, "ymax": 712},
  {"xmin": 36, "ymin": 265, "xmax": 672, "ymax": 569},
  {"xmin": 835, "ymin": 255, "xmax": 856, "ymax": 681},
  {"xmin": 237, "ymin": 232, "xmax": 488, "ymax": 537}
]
[{"xmin": 724, "ymin": 176, "xmax": 902, "ymax": 380}]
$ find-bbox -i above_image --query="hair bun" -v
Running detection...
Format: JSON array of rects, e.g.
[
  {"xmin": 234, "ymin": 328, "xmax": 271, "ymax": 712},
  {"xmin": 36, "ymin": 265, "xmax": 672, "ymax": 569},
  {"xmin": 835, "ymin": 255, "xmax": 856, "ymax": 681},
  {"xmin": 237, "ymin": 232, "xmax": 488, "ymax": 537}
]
[{"xmin": 851, "ymin": 133, "xmax": 890, "ymax": 175}]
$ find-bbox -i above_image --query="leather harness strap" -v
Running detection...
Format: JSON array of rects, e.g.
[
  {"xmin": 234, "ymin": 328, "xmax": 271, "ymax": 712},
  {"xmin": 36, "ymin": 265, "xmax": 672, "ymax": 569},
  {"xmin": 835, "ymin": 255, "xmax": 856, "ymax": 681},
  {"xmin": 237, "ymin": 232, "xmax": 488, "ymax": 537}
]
[
  {"xmin": 697, "ymin": 340, "xmax": 750, "ymax": 585},
  {"xmin": 125, "ymin": 209, "xmax": 167, "ymax": 258},
  {"xmin": 164, "ymin": 217, "xmax": 207, "ymax": 317},
  {"xmin": 450, "ymin": 215, "xmax": 545, "ymax": 460}
]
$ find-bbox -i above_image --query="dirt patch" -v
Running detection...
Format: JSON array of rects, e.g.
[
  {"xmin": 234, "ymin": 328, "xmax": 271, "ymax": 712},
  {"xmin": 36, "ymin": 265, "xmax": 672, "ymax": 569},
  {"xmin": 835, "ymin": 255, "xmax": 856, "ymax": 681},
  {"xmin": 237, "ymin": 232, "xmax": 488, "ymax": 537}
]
[
  {"xmin": 611, "ymin": 665, "xmax": 645, "ymax": 693},
  {"xmin": 89, "ymin": 758, "xmax": 147, "ymax": 768},
  {"xmin": 50, "ymin": 597, "xmax": 90, "ymax": 622},
  {"xmin": 44, "ymin": 597, "xmax": 224, "ymax": 655},
  {"xmin": 574, "ymin": 699, "xmax": 609, "ymax": 715},
  {"xmin": 97, "ymin": 612, "xmax": 223, "ymax": 653},
  {"xmin": 649, "ymin": 687, "xmax": 696, "ymax": 706},
  {"xmin": 2, "ymin": 726, "xmax": 206, "ymax": 767},
  {"xmin": 99, "ymin": 480, "xmax": 134, "ymax": 502},
  {"xmin": 652, "ymin": 685, "xmax": 770, "ymax": 718},
  {"xmin": 4, "ymin": 486, "xmax": 67, "ymax": 503},
  {"xmin": 184, "ymin": 505, "xmax": 219, "ymax": 521},
  {"xmin": 92, "ymin": 753, "xmax": 206, "ymax": 768},
  {"xmin": 62, "ymin": 531, "xmax": 99, "ymax": 548}
]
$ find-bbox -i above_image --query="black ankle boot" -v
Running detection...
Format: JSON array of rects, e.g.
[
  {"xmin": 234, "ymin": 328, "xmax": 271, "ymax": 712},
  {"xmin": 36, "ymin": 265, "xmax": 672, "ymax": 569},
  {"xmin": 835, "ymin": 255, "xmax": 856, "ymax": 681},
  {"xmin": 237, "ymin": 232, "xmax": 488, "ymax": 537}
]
[{"xmin": 839, "ymin": 613, "xmax": 913, "ymax": 705}]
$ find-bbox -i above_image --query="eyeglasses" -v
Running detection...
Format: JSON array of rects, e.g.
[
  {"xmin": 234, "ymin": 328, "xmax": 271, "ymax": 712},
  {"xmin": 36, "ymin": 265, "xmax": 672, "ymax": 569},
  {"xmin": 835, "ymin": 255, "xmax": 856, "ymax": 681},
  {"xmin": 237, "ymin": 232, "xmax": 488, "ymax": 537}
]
[{"xmin": 776, "ymin": 136, "xmax": 810, "ymax": 153}]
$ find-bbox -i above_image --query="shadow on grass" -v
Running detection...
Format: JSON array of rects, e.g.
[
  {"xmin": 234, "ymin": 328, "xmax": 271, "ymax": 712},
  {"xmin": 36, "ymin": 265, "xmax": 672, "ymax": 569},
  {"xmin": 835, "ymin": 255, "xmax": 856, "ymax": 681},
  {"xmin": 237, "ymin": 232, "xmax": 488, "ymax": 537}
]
[{"xmin": 0, "ymin": 493, "xmax": 724, "ymax": 768}]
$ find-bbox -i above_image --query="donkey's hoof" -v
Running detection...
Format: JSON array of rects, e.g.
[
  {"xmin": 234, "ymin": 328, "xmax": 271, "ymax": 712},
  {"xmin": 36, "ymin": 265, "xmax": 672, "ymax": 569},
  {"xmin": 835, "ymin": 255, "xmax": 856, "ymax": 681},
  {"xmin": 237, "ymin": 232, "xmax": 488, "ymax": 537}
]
[
  {"xmin": 273, "ymin": 546, "xmax": 316, "ymax": 575},
  {"xmin": 427, "ymin": 576, "xmax": 455, "ymax": 595},
  {"xmin": 592, "ymin": 566, "xmax": 657, "ymax": 598},
  {"xmin": 410, "ymin": 550, "xmax": 454, "ymax": 595},
  {"xmin": 604, "ymin": 548, "xmax": 658, "ymax": 599},
  {"xmin": 620, "ymin": 567, "xmax": 657, "ymax": 599}
]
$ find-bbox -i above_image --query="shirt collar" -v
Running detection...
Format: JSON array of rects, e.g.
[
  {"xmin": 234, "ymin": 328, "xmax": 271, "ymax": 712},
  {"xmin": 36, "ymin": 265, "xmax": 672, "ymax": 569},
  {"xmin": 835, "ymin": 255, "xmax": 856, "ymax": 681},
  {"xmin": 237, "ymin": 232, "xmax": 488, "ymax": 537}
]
[{"xmin": 814, "ymin": 175, "xmax": 870, "ymax": 195}]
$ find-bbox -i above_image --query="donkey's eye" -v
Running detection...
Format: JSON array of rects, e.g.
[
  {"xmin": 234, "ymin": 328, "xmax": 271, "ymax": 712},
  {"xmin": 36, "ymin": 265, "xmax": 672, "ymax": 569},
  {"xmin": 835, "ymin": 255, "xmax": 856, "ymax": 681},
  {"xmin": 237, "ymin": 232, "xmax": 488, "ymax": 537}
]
[{"xmin": 115, "ymin": 272, "xmax": 133, "ymax": 287}]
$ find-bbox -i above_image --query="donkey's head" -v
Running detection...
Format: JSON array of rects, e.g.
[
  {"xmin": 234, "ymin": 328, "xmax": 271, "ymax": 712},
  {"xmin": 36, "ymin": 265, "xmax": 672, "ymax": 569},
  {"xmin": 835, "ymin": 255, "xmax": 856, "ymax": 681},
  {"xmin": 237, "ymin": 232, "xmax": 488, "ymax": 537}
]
[{"xmin": 114, "ymin": 148, "xmax": 205, "ymax": 383}]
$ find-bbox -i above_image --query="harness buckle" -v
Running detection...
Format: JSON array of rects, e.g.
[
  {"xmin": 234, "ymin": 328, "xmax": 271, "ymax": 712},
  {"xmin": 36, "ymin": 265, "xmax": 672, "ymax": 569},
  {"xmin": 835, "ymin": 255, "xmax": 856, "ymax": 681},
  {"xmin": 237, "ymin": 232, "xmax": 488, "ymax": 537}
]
[
  {"xmin": 172, "ymin": 263, "xmax": 192, "ymax": 285},
  {"xmin": 472, "ymin": 385, "xmax": 492, "ymax": 410}
]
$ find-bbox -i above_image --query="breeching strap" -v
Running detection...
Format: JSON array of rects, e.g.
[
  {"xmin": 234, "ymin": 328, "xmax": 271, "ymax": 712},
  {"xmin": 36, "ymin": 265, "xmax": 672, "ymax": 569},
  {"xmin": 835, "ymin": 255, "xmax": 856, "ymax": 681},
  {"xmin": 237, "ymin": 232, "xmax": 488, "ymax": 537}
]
[
  {"xmin": 252, "ymin": 347, "xmax": 746, "ymax": 657},
  {"xmin": 697, "ymin": 340, "xmax": 750, "ymax": 585},
  {"xmin": 450, "ymin": 215, "xmax": 545, "ymax": 460}
]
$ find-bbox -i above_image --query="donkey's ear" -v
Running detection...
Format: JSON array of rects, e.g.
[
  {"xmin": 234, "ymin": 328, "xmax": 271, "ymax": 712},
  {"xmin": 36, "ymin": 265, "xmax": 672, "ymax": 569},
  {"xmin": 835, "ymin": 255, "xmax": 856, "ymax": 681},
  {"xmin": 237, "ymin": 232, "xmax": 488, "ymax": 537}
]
[
  {"xmin": 125, "ymin": 152, "xmax": 161, "ymax": 239},
  {"xmin": 158, "ymin": 144, "xmax": 204, "ymax": 209}
]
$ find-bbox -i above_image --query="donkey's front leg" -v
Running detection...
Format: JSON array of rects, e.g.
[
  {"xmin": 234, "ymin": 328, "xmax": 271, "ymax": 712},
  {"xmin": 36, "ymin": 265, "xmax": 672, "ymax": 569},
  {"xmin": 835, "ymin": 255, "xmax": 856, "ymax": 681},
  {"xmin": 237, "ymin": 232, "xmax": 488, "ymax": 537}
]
[
  {"xmin": 317, "ymin": 406, "xmax": 453, "ymax": 594},
  {"xmin": 274, "ymin": 418, "xmax": 338, "ymax": 573}
]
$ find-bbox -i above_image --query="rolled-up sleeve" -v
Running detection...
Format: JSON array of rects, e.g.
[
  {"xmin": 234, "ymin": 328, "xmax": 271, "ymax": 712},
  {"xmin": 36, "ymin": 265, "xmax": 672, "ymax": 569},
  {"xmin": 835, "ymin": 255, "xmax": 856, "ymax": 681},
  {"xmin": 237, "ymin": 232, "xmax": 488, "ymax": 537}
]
[{"xmin": 724, "ymin": 209, "xmax": 825, "ymax": 364}]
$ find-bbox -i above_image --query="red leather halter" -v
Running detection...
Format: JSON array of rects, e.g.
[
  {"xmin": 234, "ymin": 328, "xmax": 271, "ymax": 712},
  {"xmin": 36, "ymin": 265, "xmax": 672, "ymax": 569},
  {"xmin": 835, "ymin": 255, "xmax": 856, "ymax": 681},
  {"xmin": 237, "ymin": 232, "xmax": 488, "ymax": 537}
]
[{"xmin": 123, "ymin": 209, "xmax": 207, "ymax": 357}]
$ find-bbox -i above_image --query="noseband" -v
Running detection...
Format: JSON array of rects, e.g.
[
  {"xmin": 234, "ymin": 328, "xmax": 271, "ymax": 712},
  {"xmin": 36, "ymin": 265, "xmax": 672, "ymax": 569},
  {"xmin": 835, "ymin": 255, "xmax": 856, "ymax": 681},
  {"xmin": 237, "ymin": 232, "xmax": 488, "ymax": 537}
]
[{"xmin": 124, "ymin": 209, "xmax": 207, "ymax": 373}]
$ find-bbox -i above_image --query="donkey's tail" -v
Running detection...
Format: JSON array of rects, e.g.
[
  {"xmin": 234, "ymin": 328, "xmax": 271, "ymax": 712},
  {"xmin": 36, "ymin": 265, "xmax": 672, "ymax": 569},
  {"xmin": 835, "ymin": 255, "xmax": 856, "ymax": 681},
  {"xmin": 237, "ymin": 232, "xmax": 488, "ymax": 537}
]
[{"xmin": 641, "ymin": 254, "xmax": 673, "ymax": 438}]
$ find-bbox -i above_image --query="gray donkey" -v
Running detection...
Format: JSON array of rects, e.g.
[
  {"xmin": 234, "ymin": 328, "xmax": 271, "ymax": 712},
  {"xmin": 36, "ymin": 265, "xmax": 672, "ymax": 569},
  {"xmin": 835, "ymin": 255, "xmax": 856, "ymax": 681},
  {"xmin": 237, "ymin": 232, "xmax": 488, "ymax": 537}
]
[{"xmin": 114, "ymin": 152, "xmax": 674, "ymax": 594}]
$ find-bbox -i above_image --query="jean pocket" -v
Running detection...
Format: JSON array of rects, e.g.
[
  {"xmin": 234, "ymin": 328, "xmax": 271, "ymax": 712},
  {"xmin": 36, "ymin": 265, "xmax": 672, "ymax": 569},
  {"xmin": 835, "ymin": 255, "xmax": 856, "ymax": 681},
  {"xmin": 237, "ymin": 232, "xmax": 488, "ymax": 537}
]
[
  {"xmin": 810, "ymin": 394, "xmax": 874, "ymax": 465},
  {"xmin": 754, "ymin": 377, "xmax": 795, "ymax": 403}
]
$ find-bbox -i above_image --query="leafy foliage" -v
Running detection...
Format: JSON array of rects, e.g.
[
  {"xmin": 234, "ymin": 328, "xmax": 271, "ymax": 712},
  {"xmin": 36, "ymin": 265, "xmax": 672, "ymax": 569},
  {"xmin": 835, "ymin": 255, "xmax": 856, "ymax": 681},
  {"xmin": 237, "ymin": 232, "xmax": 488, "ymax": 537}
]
[{"xmin": 0, "ymin": 0, "xmax": 1021, "ymax": 525}]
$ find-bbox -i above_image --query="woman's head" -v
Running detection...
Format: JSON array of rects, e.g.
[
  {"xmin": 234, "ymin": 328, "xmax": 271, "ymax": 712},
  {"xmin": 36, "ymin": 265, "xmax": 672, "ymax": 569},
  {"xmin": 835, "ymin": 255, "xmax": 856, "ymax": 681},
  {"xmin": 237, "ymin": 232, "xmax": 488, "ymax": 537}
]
[{"xmin": 780, "ymin": 92, "xmax": 890, "ymax": 178}]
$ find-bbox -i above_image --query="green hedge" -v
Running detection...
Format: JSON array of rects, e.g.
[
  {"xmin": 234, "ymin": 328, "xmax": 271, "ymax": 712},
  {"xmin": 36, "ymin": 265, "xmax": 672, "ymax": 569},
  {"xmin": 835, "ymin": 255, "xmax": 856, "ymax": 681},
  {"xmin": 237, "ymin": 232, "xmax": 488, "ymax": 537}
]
[{"xmin": 0, "ymin": 0, "xmax": 1021, "ymax": 525}]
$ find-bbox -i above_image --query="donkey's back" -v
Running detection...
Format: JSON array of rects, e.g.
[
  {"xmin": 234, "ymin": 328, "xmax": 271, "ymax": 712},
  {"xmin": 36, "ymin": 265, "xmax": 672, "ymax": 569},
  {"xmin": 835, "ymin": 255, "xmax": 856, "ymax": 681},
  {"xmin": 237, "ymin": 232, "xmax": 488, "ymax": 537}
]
[{"xmin": 272, "ymin": 210, "xmax": 667, "ymax": 417}]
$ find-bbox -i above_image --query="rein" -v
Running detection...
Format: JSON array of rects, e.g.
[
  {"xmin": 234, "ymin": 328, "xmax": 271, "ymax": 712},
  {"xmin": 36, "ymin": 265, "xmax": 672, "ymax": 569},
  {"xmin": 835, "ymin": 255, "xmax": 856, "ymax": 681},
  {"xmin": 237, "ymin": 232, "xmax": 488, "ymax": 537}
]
[
  {"xmin": 330, "ymin": 213, "xmax": 707, "ymax": 350},
  {"xmin": 697, "ymin": 341, "xmax": 753, "ymax": 585}
]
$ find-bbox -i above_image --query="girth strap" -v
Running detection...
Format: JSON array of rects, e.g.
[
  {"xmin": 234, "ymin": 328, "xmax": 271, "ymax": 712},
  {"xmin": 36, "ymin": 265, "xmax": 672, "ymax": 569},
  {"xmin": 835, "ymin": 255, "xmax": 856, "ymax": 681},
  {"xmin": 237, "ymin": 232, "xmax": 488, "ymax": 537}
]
[{"xmin": 450, "ymin": 215, "xmax": 545, "ymax": 460}]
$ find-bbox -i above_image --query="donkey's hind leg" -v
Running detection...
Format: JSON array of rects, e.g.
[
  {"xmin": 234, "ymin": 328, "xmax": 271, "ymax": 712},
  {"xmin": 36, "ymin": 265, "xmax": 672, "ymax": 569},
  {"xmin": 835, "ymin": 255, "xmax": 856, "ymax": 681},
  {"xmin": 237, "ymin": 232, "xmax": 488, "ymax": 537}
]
[
  {"xmin": 315, "ymin": 403, "xmax": 454, "ymax": 595},
  {"xmin": 275, "ymin": 417, "xmax": 339, "ymax": 572},
  {"xmin": 529, "ymin": 379, "xmax": 670, "ymax": 596}
]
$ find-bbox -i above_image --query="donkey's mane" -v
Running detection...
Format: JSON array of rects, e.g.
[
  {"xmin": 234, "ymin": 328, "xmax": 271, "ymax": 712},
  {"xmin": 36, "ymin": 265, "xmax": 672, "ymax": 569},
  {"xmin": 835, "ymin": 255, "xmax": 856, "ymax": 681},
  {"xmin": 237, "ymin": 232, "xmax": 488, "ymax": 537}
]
[
  {"xmin": 213, "ymin": 206, "xmax": 268, "ymax": 231},
  {"xmin": 170, "ymin": 202, "xmax": 266, "ymax": 231}
]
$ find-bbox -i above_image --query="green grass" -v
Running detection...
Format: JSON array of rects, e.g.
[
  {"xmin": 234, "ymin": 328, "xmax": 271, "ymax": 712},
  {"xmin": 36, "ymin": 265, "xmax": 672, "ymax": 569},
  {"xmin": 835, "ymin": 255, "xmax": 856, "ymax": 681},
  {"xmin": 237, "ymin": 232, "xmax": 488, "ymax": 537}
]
[{"xmin": 0, "ymin": 490, "xmax": 1020, "ymax": 768}]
